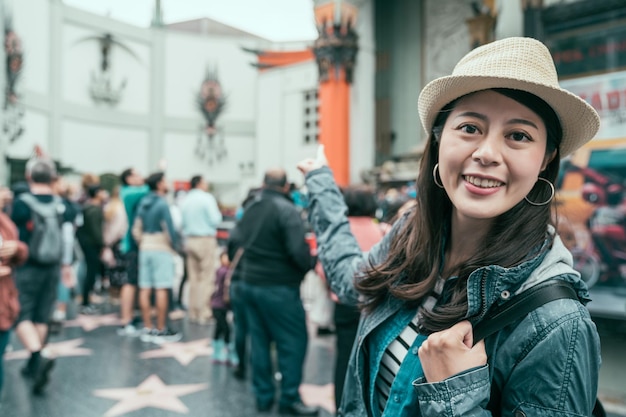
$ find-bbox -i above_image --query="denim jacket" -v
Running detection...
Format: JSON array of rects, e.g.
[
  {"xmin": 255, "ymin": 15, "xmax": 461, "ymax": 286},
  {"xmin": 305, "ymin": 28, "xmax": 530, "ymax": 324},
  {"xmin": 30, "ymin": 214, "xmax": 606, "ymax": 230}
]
[{"xmin": 305, "ymin": 167, "xmax": 601, "ymax": 417}]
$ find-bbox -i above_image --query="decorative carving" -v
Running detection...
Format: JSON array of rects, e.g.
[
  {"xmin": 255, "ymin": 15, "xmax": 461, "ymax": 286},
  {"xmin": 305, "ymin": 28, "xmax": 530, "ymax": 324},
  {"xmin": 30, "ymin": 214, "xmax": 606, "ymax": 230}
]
[
  {"xmin": 312, "ymin": 20, "xmax": 359, "ymax": 84},
  {"xmin": 3, "ymin": 17, "xmax": 24, "ymax": 143},
  {"xmin": 521, "ymin": 0, "xmax": 543, "ymax": 10},
  {"xmin": 466, "ymin": 1, "xmax": 497, "ymax": 49},
  {"xmin": 195, "ymin": 68, "xmax": 227, "ymax": 165},
  {"xmin": 75, "ymin": 33, "xmax": 139, "ymax": 106}
]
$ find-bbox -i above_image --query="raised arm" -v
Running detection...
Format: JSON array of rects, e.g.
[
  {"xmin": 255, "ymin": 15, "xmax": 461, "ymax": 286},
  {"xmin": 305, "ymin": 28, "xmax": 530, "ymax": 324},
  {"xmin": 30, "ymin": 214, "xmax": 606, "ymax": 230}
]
[{"xmin": 304, "ymin": 166, "xmax": 397, "ymax": 306}]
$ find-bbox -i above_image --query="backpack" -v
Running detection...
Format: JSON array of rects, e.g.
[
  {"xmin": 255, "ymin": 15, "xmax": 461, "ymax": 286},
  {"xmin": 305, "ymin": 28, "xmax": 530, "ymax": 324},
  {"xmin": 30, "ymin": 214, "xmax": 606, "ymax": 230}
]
[
  {"xmin": 19, "ymin": 193, "xmax": 65, "ymax": 265},
  {"xmin": 473, "ymin": 281, "xmax": 605, "ymax": 417}
]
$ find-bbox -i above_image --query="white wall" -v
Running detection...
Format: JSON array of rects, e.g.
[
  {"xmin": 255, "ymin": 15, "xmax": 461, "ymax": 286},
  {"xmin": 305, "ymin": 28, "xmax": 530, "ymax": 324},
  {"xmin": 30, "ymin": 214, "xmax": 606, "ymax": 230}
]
[
  {"xmin": 256, "ymin": 62, "xmax": 319, "ymax": 187},
  {"xmin": 60, "ymin": 119, "xmax": 150, "ymax": 174},
  {"xmin": 163, "ymin": 130, "xmax": 255, "ymax": 206},
  {"xmin": 495, "ymin": 0, "xmax": 523, "ymax": 40},
  {"xmin": 4, "ymin": 1, "xmax": 263, "ymax": 207},
  {"xmin": 11, "ymin": 110, "xmax": 49, "ymax": 156},
  {"xmin": 350, "ymin": 0, "xmax": 376, "ymax": 182},
  {"xmin": 11, "ymin": 0, "xmax": 50, "ymax": 96},
  {"xmin": 62, "ymin": 24, "xmax": 151, "ymax": 113},
  {"xmin": 164, "ymin": 33, "xmax": 259, "ymax": 121}
]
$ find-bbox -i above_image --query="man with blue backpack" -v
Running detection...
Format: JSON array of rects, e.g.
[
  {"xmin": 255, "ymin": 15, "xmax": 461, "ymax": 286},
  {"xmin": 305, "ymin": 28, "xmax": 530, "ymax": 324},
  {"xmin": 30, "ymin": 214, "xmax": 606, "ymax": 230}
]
[{"xmin": 11, "ymin": 158, "xmax": 76, "ymax": 395}]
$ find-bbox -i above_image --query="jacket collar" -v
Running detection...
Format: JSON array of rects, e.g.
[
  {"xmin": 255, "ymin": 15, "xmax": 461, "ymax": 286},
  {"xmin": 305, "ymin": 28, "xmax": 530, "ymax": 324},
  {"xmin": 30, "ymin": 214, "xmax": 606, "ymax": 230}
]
[
  {"xmin": 262, "ymin": 188, "xmax": 292, "ymax": 202},
  {"xmin": 464, "ymin": 228, "xmax": 587, "ymax": 320}
]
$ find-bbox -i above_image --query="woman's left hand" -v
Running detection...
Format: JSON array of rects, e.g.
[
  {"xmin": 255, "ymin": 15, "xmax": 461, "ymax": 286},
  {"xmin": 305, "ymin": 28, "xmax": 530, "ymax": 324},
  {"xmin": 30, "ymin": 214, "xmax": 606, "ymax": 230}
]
[
  {"xmin": 296, "ymin": 144, "xmax": 328, "ymax": 176},
  {"xmin": 418, "ymin": 320, "xmax": 487, "ymax": 383},
  {"xmin": 0, "ymin": 240, "xmax": 19, "ymax": 259}
]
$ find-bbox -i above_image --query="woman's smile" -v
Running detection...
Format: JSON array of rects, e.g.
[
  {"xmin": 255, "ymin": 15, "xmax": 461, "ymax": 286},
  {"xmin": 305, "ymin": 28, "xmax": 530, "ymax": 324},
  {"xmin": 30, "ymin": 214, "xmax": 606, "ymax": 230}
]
[{"xmin": 438, "ymin": 90, "xmax": 551, "ymax": 224}]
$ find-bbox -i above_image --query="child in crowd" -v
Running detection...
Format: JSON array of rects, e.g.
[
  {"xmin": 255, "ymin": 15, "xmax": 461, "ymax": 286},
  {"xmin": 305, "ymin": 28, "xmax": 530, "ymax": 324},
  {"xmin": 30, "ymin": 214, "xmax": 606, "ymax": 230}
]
[{"xmin": 210, "ymin": 251, "xmax": 238, "ymax": 366}]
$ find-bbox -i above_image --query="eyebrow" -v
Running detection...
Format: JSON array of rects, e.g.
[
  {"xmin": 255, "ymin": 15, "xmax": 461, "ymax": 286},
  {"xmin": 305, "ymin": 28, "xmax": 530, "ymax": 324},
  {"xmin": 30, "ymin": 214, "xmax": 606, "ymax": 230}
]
[
  {"xmin": 455, "ymin": 112, "xmax": 539, "ymax": 130},
  {"xmin": 507, "ymin": 118, "xmax": 539, "ymax": 130}
]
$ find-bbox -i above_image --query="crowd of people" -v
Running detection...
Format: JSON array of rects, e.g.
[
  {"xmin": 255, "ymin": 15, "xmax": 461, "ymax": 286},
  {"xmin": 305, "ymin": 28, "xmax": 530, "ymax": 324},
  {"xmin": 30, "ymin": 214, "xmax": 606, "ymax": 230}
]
[
  {"xmin": 0, "ymin": 36, "xmax": 608, "ymax": 417},
  {"xmin": 0, "ymin": 160, "xmax": 232, "ymax": 400}
]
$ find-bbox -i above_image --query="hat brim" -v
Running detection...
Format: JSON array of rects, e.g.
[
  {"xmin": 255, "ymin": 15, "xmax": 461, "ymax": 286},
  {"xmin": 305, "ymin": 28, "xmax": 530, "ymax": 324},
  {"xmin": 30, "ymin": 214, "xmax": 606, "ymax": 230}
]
[{"xmin": 418, "ymin": 75, "xmax": 600, "ymax": 157}]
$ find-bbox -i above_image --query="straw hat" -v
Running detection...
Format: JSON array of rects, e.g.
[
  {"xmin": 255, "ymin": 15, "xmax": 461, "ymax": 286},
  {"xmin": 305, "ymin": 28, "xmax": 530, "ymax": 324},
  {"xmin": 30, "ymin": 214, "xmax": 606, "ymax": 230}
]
[{"xmin": 418, "ymin": 37, "xmax": 600, "ymax": 157}]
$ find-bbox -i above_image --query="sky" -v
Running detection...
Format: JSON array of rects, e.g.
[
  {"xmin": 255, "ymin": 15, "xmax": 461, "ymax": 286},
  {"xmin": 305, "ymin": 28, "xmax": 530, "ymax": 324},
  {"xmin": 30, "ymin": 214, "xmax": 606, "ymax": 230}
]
[{"xmin": 62, "ymin": 0, "xmax": 318, "ymax": 41}]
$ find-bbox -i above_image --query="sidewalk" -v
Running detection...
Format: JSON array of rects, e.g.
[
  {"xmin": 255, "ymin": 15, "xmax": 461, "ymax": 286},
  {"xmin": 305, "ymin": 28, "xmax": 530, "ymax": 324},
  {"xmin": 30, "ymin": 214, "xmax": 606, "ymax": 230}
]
[{"xmin": 0, "ymin": 304, "xmax": 336, "ymax": 417}]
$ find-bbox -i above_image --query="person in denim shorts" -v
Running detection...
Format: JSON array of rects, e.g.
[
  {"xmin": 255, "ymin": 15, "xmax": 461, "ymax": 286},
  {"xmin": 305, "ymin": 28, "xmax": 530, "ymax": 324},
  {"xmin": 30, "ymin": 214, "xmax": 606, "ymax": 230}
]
[{"xmin": 132, "ymin": 172, "xmax": 181, "ymax": 344}]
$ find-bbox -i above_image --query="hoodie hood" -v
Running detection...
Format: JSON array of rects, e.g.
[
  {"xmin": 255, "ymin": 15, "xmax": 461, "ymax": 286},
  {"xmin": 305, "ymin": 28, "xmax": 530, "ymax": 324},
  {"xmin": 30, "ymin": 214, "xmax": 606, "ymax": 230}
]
[
  {"xmin": 516, "ymin": 230, "xmax": 591, "ymax": 303},
  {"xmin": 466, "ymin": 226, "xmax": 591, "ymax": 319},
  {"xmin": 137, "ymin": 192, "xmax": 160, "ymax": 213}
]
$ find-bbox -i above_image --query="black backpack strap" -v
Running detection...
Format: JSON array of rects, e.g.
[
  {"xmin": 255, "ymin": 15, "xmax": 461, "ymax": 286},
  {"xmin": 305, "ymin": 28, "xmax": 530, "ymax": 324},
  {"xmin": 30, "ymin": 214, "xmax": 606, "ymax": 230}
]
[
  {"xmin": 474, "ymin": 281, "xmax": 606, "ymax": 417},
  {"xmin": 473, "ymin": 281, "xmax": 578, "ymax": 343}
]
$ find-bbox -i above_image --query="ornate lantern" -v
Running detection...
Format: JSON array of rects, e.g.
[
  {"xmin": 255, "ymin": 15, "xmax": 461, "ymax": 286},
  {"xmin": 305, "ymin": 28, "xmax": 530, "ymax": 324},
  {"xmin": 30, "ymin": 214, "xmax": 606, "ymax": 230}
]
[
  {"xmin": 195, "ymin": 68, "xmax": 227, "ymax": 165},
  {"xmin": 3, "ymin": 18, "xmax": 24, "ymax": 143}
]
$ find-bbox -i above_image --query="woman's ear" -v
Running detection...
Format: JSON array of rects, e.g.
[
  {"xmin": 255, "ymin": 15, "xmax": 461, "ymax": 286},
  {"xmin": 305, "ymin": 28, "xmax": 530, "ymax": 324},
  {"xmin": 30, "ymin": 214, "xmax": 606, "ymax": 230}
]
[{"xmin": 541, "ymin": 150, "xmax": 557, "ymax": 171}]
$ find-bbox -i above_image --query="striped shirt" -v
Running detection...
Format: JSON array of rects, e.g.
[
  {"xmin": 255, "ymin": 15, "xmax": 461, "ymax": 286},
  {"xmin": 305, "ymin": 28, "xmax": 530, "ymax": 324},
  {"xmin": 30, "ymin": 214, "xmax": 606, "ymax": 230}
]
[{"xmin": 375, "ymin": 277, "xmax": 446, "ymax": 413}]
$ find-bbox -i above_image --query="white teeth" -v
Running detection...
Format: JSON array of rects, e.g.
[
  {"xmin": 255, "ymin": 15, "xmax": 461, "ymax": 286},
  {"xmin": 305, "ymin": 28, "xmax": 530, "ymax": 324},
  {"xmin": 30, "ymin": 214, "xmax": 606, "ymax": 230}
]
[{"xmin": 465, "ymin": 175, "xmax": 503, "ymax": 188}]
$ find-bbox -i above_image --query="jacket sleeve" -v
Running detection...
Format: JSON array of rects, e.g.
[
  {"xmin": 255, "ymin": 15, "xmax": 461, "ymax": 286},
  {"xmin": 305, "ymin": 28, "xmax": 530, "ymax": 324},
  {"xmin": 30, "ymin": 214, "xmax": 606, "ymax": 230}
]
[
  {"xmin": 85, "ymin": 207, "xmax": 105, "ymax": 250},
  {"xmin": 413, "ymin": 302, "xmax": 601, "ymax": 416},
  {"xmin": 305, "ymin": 166, "xmax": 398, "ymax": 306},
  {"xmin": 160, "ymin": 203, "xmax": 180, "ymax": 252},
  {"xmin": 205, "ymin": 194, "xmax": 223, "ymax": 227},
  {"xmin": 281, "ymin": 204, "xmax": 314, "ymax": 274},
  {"xmin": 13, "ymin": 241, "xmax": 28, "ymax": 266},
  {"xmin": 227, "ymin": 225, "xmax": 242, "ymax": 261},
  {"xmin": 131, "ymin": 217, "xmax": 143, "ymax": 245}
]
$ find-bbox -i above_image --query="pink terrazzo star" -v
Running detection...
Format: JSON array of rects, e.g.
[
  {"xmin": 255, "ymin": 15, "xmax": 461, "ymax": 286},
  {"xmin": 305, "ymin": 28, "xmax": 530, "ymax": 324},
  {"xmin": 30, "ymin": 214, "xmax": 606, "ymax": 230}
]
[
  {"xmin": 4, "ymin": 338, "xmax": 93, "ymax": 360},
  {"xmin": 140, "ymin": 338, "xmax": 213, "ymax": 366},
  {"xmin": 300, "ymin": 383, "xmax": 336, "ymax": 414},
  {"xmin": 64, "ymin": 313, "xmax": 122, "ymax": 331},
  {"xmin": 93, "ymin": 374, "xmax": 208, "ymax": 417}
]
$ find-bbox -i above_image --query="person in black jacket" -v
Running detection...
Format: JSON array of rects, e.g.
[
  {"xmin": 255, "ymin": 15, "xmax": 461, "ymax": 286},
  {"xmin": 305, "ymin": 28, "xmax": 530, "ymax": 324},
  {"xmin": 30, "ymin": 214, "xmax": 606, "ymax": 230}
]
[
  {"xmin": 76, "ymin": 185, "xmax": 106, "ymax": 314},
  {"xmin": 234, "ymin": 168, "xmax": 318, "ymax": 416}
]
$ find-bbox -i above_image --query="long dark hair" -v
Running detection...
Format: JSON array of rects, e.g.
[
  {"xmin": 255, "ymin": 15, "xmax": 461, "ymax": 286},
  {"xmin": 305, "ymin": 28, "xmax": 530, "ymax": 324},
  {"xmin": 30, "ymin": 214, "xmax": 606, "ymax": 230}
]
[{"xmin": 355, "ymin": 88, "xmax": 563, "ymax": 333}]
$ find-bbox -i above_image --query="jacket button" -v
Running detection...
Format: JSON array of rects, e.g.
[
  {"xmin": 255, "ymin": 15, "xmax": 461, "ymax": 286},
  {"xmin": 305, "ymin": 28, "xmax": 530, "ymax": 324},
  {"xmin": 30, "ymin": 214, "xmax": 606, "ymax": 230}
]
[
  {"xmin": 412, "ymin": 347, "xmax": 419, "ymax": 355},
  {"xmin": 515, "ymin": 411, "xmax": 526, "ymax": 417}
]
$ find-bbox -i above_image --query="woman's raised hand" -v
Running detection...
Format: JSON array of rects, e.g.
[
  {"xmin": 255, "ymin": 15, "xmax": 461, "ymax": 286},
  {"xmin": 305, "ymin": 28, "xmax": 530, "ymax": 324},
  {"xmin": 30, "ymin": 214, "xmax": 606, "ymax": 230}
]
[
  {"xmin": 418, "ymin": 320, "xmax": 487, "ymax": 383},
  {"xmin": 297, "ymin": 144, "xmax": 328, "ymax": 175}
]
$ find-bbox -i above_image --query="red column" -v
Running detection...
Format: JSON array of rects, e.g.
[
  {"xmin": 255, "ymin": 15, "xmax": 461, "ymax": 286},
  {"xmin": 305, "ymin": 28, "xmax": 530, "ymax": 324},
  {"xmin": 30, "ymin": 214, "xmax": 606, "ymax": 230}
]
[{"xmin": 319, "ymin": 68, "xmax": 350, "ymax": 187}]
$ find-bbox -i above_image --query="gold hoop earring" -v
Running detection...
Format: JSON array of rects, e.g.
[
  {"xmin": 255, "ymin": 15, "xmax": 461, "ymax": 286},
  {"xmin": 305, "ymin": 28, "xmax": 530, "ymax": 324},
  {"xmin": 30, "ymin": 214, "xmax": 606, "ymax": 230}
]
[
  {"xmin": 433, "ymin": 164, "xmax": 444, "ymax": 189},
  {"xmin": 524, "ymin": 177, "xmax": 555, "ymax": 206}
]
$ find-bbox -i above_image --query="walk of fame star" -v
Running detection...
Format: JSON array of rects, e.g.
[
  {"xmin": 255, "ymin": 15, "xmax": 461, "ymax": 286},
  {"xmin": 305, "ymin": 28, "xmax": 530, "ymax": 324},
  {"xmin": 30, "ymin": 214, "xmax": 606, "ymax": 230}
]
[
  {"xmin": 300, "ymin": 383, "xmax": 336, "ymax": 413},
  {"xmin": 4, "ymin": 338, "xmax": 93, "ymax": 360},
  {"xmin": 64, "ymin": 313, "xmax": 121, "ymax": 331},
  {"xmin": 93, "ymin": 374, "xmax": 208, "ymax": 417},
  {"xmin": 140, "ymin": 338, "xmax": 213, "ymax": 365}
]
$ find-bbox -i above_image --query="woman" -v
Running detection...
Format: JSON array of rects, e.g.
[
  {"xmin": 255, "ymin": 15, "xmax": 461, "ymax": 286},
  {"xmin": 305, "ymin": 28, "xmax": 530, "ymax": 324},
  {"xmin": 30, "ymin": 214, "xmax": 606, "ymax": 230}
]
[
  {"xmin": 102, "ymin": 185, "xmax": 129, "ymax": 291},
  {"xmin": 76, "ymin": 185, "xmax": 106, "ymax": 314},
  {"xmin": 0, "ymin": 187, "xmax": 28, "ymax": 397},
  {"xmin": 298, "ymin": 37, "xmax": 601, "ymax": 416},
  {"xmin": 332, "ymin": 184, "xmax": 384, "ymax": 411}
]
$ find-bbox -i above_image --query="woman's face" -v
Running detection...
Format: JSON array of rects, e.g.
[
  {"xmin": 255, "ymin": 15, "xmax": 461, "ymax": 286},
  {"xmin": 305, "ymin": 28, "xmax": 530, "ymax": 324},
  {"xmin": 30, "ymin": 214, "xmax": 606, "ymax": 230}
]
[{"xmin": 437, "ymin": 90, "xmax": 555, "ymax": 227}]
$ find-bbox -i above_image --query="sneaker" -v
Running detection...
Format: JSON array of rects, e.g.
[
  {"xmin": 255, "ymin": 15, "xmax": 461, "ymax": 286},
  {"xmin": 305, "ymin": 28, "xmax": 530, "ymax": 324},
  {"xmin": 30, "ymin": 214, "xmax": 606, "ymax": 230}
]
[
  {"xmin": 79, "ymin": 305, "xmax": 99, "ymax": 315},
  {"xmin": 116, "ymin": 324, "xmax": 140, "ymax": 337},
  {"xmin": 32, "ymin": 358, "xmax": 55, "ymax": 395},
  {"xmin": 139, "ymin": 328, "xmax": 157, "ymax": 343},
  {"xmin": 227, "ymin": 343, "xmax": 239, "ymax": 367},
  {"xmin": 278, "ymin": 401, "xmax": 319, "ymax": 416},
  {"xmin": 20, "ymin": 366, "xmax": 34, "ymax": 378},
  {"xmin": 212, "ymin": 340, "xmax": 227, "ymax": 363},
  {"xmin": 168, "ymin": 309, "xmax": 186, "ymax": 321},
  {"xmin": 52, "ymin": 309, "xmax": 67, "ymax": 322},
  {"xmin": 233, "ymin": 365, "xmax": 246, "ymax": 380},
  {"xmin": 151, "ymin": 328, "xmax": 182, "ymax": 344}
]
